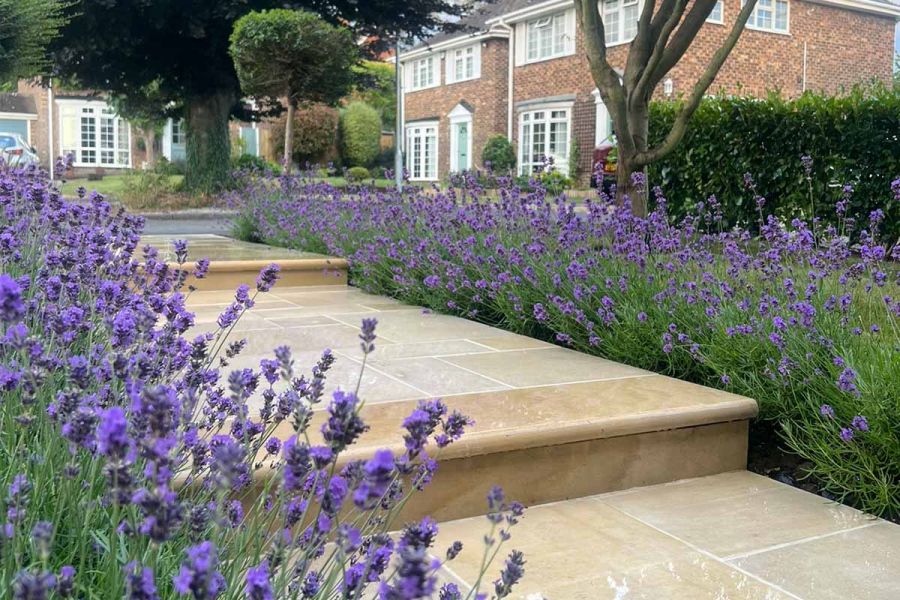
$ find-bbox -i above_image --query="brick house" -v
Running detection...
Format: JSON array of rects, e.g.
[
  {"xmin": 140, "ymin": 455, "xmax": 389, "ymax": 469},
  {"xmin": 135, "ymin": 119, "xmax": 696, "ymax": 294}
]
[
  {"xmin": 11, "ymin": 80, "xmax": 271, "ymax": 177},
  {"xmin": 399, "ymin": 0, "xmax": 899, "ymax": 184}
]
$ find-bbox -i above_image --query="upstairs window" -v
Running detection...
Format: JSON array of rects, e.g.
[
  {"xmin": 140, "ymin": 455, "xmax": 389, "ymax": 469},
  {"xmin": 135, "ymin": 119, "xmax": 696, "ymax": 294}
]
[
  {"xmin": 526, "ymin": 12, "xmax": 568, "ymax": 62},
  {"xmin": 707, "ymin": 0, "xmax": 724, "ymax": 23},
  {"xmin": 745, "ymin": 0, "xmax": 789, "ymax": 33},
  {"xmin": 447, "ymin": 45, "xmax": 480, "ymax": 84},
  {"xmin": 603, "ymin": 0, "xmax": 640, "ymax": 45},
  {"xmin": 410, "ymin": 56, "xmax": 436, "ymax": 90}
]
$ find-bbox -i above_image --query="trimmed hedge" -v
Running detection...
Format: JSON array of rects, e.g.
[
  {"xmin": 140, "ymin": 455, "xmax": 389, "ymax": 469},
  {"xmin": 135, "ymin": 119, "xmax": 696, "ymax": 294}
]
[
  {"xmin": 648, "ymin": 86, "xmax": 900, "ymax": 239},
  {"xmin": 340, "ymin": 101, "xmax": 381, "ymax": 168}
]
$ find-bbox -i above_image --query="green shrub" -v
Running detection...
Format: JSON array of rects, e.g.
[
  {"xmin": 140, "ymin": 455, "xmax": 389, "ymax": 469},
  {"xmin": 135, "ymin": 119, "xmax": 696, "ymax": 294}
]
[
  {"xmin": 272, "ymin": 103, "xmax": 339, "ymax": 165},
  {"xmin": 231, "ymin": 153, "xmax": 280, "ymax": 175},
  {"xmin": 346, "ymin": 166, "xmax": 370, "ymax": 180},
  {"xmin": 482, "ymin": 135, "xmax": 516, "ymax": 174},
  {"xmin": 648, "ymin": 85, "xmax": 900, "ymax": 238},
  {"xmin": 120, "ymin": 170, "xmax": 176, "ymax": 208},
  {"xmin": 339, "ymin": 101, "xmax": 381, "ymax": 168}
]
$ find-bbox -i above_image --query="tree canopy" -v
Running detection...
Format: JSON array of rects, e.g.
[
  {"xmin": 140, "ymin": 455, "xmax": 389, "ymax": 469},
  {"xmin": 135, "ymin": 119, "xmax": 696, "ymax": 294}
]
[
  {"xmin": 49, "ymin": 0, "xmax": 465, "ymax": 190},
  {"xmin": 0, "ymin": 0, "xmax": 68, "ymax": 83}
]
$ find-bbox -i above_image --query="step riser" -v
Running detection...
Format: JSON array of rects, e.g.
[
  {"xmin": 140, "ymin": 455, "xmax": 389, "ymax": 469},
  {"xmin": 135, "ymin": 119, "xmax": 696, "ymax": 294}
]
[{"xmin": 393, "ymin": 420, "xmax": 748, "ymax": 523}]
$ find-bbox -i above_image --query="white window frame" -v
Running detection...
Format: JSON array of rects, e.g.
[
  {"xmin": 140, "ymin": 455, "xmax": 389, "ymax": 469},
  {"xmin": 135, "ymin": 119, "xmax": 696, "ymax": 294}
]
[
  {"xmin": 518, "ymin": 103, "xmax": 572, "ymax": 176},
  {"xmin": 409, "ymin": 56, "xmax": 438, "ymax": 91},
  {"xmin": 602, "ymin": 0, "xmax": 641, "ymax": 46},
  {"xmin": 592, "ymin": 90, "xmax": 615, "ymax": 147},
  {"xmin": 448, "ymin": 104, "xmax": 473, "ymax": 173},
  {"xmin": 57, "ymin": 99, "xmax": 131, "ymax": 168},
  {"xmin": 525, "ymin": 11, "xmax": 571, "ymax": 63},
  {"xmin": 707, "ymin": 0, "xmax": 724, "ymax": 23},
  {"xmin": 405, "ymin": 121, "xmax": 439, "ymax": 181},
  {"xmin": 744, "ymin": 0, "xmax": 790, "ymax": 34},
  {"xmin": 446, "ymin": 44, "xmax": 481, "ymax": 84}
]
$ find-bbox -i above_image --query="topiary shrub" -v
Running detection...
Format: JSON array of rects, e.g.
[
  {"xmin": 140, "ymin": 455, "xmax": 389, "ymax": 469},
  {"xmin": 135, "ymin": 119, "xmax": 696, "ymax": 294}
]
[
  {"xmin": 482, "ymin": 135, "xmax": 516, "ymax": 174},
  {"xmin": 271, "ymin": 103, "xmax": 339, "ymax": 166},
  {"xmin": 346, "ymin": 166, "xmax": 370, "ymax": 181},
  {"xmin": 339, "ymin": 102, "xmax": 381, "ymax": 168}
]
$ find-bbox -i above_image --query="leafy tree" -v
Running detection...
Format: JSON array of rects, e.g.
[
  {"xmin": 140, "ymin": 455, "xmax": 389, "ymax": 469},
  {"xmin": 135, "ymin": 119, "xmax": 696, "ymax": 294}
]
[
  {"xmin": 230, "ymin": 9, "xmax": 357, "ymax": 174},
  {"xmin": 49, "ymin": 0, "xmax": 466, "ymax": 192},
  {"xmin": 351, "ymin": 61, "xmax": 397, "ymax": 129},
  {"xmin": 573, "ymin": 0, "xmax": 759, "ymax": 215},
  {"xmin": 340, "ymin": 102, "xmax": 381, "ymax": 167},
  {"xmin": 0, "ymin": 0, "xmax": 68, "ymax": 83}
]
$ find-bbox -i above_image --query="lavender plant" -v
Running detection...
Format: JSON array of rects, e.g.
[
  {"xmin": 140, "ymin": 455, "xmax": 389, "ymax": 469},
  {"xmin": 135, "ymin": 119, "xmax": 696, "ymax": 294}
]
[
  {"xmin": 0, "ymin": 161, "xmax": 525, "ymax": 598},
  {"xmin": 228, "ymin": 166, "xmax": 899, "ymax": 518}
]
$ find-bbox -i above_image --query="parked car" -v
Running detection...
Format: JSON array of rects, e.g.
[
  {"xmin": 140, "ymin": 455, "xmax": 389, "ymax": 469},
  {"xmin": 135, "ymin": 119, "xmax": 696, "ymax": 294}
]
[{"xmin": 0, "ymin": 132, "xmax": 39, "ymax": 167}]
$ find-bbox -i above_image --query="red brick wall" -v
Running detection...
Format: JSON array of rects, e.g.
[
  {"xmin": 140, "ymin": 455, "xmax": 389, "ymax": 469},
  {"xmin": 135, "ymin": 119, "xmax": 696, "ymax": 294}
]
[
  {"xmin": 406, "ymin": 0, "xmax": 895, "ymax": 183},
  {"xmin": 403, "ymin": 38, "xmax": 510, "ymax": 178}
]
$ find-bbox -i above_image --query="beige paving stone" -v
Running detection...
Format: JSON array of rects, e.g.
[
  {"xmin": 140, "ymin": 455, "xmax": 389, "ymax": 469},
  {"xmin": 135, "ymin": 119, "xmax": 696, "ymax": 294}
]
[
  {"xmin": 604, "ymin": 471, "xmax": 872, "ymax": 557},
  {"xmin": 443, "ymin": 346, "xmax": 650, "ymax": 387},
  {"xmin": 261, "ymin": 314, "xmax": 346, "ymax": 328},
  {"xmin": 367, "ymin": 339, "xmax": 492, "ymax": 360},
  {"xmin": 732, "ymin": 522, "xmax": 900, "ymax": 600},
  {"xmin": 143, "ymin": 233, "xmax": 327, "ymax": 262},
  {"xmin": 329, "ymin": 310, "xmax": 519, "ymax": 343},
  {"xmin": 434, "ymin": 497, "xmax": 790, "ymax": 600},
  {"xmin": 468, "ymin": 334, "xmax": 555, "ymax": 351},
  {"xmin": 367, "ymin": 357, "xmax": 512, "ymax": 396}
]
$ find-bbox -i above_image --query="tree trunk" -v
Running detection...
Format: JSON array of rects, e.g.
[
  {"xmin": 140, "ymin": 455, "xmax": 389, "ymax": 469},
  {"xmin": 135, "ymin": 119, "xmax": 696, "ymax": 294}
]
[
  {"xmin": 614, "ymin": 153, "xmax": 648, "ymax": 217},
  {"xmin": 283, "ymin": 101, "xmax": 295, "ymax": 175},
  {"xmin": 184, "ymin": 90, "xmax": 234, "ymax": 194},
  {"xmin": 142, "ymin": 126, "xmax": 156, "ymax": 169}
]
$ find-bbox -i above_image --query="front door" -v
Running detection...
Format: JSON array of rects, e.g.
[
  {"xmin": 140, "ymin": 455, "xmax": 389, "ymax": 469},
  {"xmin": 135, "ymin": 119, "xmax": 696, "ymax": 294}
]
[{"xmin": 455, "ymin": 121, "xmax": 469, "ymax": 171}]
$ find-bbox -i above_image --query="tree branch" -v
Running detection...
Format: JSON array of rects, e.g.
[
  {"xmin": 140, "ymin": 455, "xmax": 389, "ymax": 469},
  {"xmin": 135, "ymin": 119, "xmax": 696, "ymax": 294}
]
[
  {"xmin": 574, "ymin": 0, "xmax": 632, "ymax": 152},
  {"xmin": 632, "ymin": 0, "xmax": 688, "ymax": 101},
  {"xmin": 648, "ymin": 0, "xmax": 721, "ymax": 87},
  {"xmin": 635, "ymin": 0, "xmax": 759, "ymax": 165}
]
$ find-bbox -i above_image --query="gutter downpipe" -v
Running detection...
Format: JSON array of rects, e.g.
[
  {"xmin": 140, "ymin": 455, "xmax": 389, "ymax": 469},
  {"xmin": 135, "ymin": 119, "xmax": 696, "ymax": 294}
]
[
  {"xmin": 802, "ymin": 41, "xmax": 808, "ymax": 92},
  {"xmin": 48, "ymin": 78, "xmax": 54, "ymax": 180},
  {"xmin": 502, "ymin": 20, "xmax": 514, "ymax": 139},
  {"xmin": 394, "ymin": 36, "xmax": 404, "ymax": 192}
]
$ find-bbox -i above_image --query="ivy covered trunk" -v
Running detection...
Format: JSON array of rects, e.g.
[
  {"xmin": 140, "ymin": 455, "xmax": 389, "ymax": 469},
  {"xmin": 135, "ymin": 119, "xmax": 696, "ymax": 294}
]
[{"xmin": 184, "ymin": 90, "xmax": 234, "ymax": 193}]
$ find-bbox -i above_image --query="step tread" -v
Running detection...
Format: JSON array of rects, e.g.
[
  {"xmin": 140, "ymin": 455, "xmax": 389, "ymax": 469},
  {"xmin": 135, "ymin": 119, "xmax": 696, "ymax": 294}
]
[{"xmin": 433, "ymin": 471, "xmax": 898, "ymax": 599}]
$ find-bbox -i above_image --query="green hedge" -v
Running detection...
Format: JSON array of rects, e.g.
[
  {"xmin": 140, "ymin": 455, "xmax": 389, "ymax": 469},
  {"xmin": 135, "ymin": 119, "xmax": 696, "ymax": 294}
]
[
  {"xmin": 340, "ymin": 101, "xmax": 381, "ymax": 168},
  {"xmin": 648, "ymin": 86, "xmax": 900, "ymax": 239}
]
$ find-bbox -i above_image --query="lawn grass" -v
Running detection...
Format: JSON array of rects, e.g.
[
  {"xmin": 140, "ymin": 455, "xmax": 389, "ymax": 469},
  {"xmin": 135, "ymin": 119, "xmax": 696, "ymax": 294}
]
[{"xmin": 59, "ymin": 173, "xmax": 184, "ymax": 199}]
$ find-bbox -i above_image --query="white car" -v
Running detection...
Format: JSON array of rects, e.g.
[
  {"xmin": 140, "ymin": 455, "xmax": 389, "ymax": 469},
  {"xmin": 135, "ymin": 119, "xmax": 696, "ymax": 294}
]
[{"xmin": 0, "ymin": 132, "xmax": 40, "ymax": 167}]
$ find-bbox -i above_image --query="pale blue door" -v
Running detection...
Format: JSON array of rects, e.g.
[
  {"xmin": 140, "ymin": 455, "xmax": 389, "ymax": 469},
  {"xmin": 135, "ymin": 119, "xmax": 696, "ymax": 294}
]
[
  {"xmin": 456, "ymin": 122, "xmax": 469, "ymax": 171},
  {"xmin": 241, "ymin": 127, "xmax": 258, "ymax": 156}
]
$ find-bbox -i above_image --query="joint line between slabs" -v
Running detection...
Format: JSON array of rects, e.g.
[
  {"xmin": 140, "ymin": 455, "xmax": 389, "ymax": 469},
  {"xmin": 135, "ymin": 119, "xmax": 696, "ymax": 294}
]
[
  {"xmin": 604, "ymin": 504, "xmax": 807, "ymax": 600},
  {"xmin": 433, "ymin": 356, "xmax": 516, "ymax": 389},
  {"xmin": 331, "ymin": 349, "xmax": 434, "ymax": 398},
  {"xmin": 721, "ymin": 521, "xmax": 881, "ymax": 562}
]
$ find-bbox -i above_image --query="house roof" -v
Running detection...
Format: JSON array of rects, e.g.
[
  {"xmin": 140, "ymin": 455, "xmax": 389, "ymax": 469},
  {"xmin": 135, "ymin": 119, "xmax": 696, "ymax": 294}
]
[
  {"xmin": 409, "ymin": 0, "xmax": 900, "ymax": 53},
  {"xmin": 0, "ymin": 94, "xmax": 37, "ymax": 117}
]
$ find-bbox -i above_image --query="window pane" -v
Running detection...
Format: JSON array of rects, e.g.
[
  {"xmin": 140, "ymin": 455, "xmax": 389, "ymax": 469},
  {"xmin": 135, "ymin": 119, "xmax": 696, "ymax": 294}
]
[
  {"xmin": 604, "ymin": 1, "xmax": 620, "ymax": 45},
  {"xmin": 775, "ymin": 0, "xmax": 788, "ymax": 30},
  {"xmin": 623, "ymin": 4, "xmax": 639, "ymax": 40}
]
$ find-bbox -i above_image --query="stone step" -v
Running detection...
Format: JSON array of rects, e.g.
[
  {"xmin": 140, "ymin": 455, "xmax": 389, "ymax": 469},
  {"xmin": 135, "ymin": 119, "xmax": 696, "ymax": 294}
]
[
  {"xmin": 141, "ymin": 233, "xmax": 347, "ymax": 290},
  {"xmin": 263, "ymin": 373, "xmax": 757, "ymax": 523},
  {"xmin": 431, "ymin": 471, "xmax": 900, "ymax": 599}
]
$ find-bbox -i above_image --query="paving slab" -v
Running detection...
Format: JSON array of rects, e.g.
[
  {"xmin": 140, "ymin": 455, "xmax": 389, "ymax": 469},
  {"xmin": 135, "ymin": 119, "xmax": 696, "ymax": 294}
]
[{"xmin": 434, "ymin": 471, "xmax": 898, "ymax": 600}]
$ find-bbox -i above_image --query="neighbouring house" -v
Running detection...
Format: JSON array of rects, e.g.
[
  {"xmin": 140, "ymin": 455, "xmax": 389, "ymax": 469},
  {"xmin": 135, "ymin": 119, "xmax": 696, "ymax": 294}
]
[
  {"xmin": 399, "ymin": 0, "xmax": 900, "ymax": 184},
  {"xmin": 13, "ymin": 80, "xmax": 271, "ymax": 177}
]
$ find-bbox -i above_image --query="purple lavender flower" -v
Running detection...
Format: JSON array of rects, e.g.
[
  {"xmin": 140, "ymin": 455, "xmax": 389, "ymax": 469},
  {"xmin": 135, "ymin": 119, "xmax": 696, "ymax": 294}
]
[
  {"xmin": 193, "ymin": 257, "xmax": 211, "ymax": 279},
  {"xmin": 12, "ymin": 570, "xmax": 56, "ymax": 600},
  {"xmin": 245, "ymin": 562, "xmax": 273, "ymax": 600},
  {"xmin": 851, "ymin": 415, "xmax": 869, "ymax": 432},
  {"xmin": 56, "ymin": 567, "xmax": 75, "ymax": 598},
  {"xmin": 353, "ymin": 449, "xmax": 395, "ymax": 508},
  {"xmin": 360, "ymin": 317, "xmax": 378, "ymax": 354},
  {"xmin": 321, "ymin": 390, "xmax": 368, "ymax": 452},
  {"xmin": 836, "ymin": 367, "xmax": 860, "ymax": 396},
  {"xmin": 819, "ymin": 404, "xmax": 835, "ymax": 419},
  {"xmin": 255, "ymin": 264, "xmax": 280, "ymax": 293},
  {"xmin": 173, "ymin": 542, "xmax": 226, "ymax": 599},
  {"xmin": 125, "ymin": 563, "xmax": 160, "ymax": 600},
  {"xmin": 282, "ymin": 436, "xmax": 312, "ymax": 492},
  {"xmin": 493, "ymin": 550, "xmax": 526, "ymax": 598},
  {"xmin": 0, "ymin": 273, "xmax": 25, "ymax": 322},
  {"xmin": 839, "ymin": 427, "xmax": 855, "ymax": 442}
]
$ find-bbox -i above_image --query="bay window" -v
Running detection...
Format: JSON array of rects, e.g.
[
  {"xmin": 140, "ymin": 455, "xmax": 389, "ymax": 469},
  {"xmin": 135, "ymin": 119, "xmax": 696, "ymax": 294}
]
[
  {"xmin": 406, "ymin": 122, "xmax": 438, "ymax": 180},
  {"xmin": 519, "ymin": 107, "xmax": 571, "ymax": 176},
  {"xmin": 58, "ymin": 100, "xmax": 131, "ymax": 168}
]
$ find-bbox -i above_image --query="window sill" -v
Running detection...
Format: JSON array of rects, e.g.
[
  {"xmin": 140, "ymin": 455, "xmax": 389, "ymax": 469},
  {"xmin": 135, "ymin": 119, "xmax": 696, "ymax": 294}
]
[
  {"xmin": 72, "ymin": 162, "xmax": 130, "ymax": 169},
  {"xmin": 745, "ymin": 24, "xmax": 790, "ymax": 36},
  {"xmin": 523, "ymin": 50, "xmax": 576, "ymax": 66},
  {"xmin": 408, "ymin": 83, "xmax": 441, "ymax": 93},
  {"xmin": 446, "ymin": 76, "xmax": 480, "ymax": 86},
  {"xmin": 705, "ymin": 18, "xmax": 724, "ymax": 25}
]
